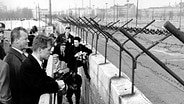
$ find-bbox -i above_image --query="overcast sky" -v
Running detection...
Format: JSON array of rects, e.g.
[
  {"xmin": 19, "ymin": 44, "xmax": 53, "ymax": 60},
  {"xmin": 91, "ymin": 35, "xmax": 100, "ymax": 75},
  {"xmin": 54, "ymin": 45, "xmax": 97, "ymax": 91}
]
[{"xmin": 2, "ymin": 0, "xmax": 181, "ymax": 11}]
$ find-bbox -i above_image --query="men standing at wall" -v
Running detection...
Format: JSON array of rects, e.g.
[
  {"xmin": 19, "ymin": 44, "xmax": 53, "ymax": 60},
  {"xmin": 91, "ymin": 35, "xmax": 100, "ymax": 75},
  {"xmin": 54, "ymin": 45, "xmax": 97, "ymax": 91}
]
[
  {"xmin": 3, "ymin": 27, "xmax": 29, "ymax": 104},
  {"xmin": 19, "ymin": 34, "xmax": 65, "ymax": 104}
]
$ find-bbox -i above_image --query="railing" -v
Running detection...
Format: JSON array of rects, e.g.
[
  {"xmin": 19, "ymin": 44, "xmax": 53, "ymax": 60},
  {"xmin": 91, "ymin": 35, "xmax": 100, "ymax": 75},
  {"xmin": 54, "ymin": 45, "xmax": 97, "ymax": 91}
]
[{"xmin": 57, "ymin": 16, "xmax": 184, "ymax": 98}]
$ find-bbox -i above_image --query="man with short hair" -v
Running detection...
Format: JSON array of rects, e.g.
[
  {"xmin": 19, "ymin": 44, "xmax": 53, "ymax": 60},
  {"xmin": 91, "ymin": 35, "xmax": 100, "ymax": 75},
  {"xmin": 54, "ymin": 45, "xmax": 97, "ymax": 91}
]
[
  {"xmin": 56, "ymin": 26, "xmax": 74, "ymax": 52},
  {"xmin": 67, "ymin": 36, "xmax": 92, "ymax": 80},
  {"xmin": 20, "ymin": 34, "xmax": 65, "ymax": 104},
  {"xmin": 3, "ymin": 27, "xmax": 29, "ymax": 104}
]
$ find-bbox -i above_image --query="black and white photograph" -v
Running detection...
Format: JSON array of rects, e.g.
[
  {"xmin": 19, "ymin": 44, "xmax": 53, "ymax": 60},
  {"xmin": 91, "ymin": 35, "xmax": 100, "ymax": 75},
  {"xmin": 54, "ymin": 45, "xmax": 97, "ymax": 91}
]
[{"xmin": 0, "ymin": 0, "xmax": 184, "ymax": 104}]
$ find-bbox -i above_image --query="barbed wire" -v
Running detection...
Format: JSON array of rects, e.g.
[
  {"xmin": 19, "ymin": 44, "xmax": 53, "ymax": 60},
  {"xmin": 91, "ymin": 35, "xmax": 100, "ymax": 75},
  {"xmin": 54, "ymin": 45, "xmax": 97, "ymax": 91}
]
[{"xmin": 99, "ymin": 36, "xmax": 184, "ymax": 92}]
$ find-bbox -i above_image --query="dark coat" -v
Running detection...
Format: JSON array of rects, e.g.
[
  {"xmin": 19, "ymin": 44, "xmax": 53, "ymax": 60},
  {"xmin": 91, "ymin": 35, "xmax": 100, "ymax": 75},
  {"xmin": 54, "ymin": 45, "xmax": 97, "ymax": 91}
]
[
  {"xmin": 3, "ymin": 47, "xmax": 26, "ymax": 104},
  {"xmin": 28, "ymin": 34, "xmax": 35, "ymax": 47},
  {"xmin": 67, "ymin": 44, "xmax": 92, "ymax": 71},
  {"xmin": 52, "ymin": 44, "xmax": 67, "ymax": 62},
  {"xmin": 64, "ymin": 73, "xmax": 82, "ymax": 90},
  {"xmin": 64, "ymin": 72, "xmax": 82, "ymax": 104},
  {"xmin": 0, "ymin": 60, "xmax": 12, "ymax": 104},
  {"xmin": 56, "ymin": 33, "xmax": 74, "ymax": 51},
  {"xmin": 0, "ymin": 45, "xmax": 6, "ymax": 60},
  {"xmin": 20, "ymin": 54, "xmax": 59, "ymax": 104}
]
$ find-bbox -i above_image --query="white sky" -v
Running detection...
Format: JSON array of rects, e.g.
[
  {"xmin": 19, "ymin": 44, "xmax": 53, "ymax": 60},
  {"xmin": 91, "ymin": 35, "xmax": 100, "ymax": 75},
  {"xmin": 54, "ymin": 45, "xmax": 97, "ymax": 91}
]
[{"xmin": 2, "ymin": 0, "xmax": 181, "ymax": 11}]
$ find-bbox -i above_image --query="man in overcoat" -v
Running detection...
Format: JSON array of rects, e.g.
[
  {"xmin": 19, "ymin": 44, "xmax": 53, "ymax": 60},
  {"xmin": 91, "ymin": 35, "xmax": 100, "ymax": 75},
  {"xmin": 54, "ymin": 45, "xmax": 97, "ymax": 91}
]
[{"xmin": 3, "ymin": 27, "xmax": 28, "ymax": 104}]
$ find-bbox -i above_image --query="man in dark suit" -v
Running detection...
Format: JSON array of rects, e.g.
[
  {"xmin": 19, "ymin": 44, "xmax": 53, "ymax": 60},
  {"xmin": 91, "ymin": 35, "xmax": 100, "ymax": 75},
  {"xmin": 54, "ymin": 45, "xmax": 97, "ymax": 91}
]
[
  {"xmin": 3, "ymin": 27, "xmax": 29, "ymax": 104},
  {"xmin": 56, "ymin": 26, "xmax": 74, "ymax": 52},
  {"xmin": 53, "ymin": 42, "xmax": 68, "ymax": 62},
  {"xmin": 0, "ymin": 59, "xmax": 12, "ymax": 104},
  {"xmin": 20, "ymin": 34, "xmax": 65, "ymax": 104},
  {"xmin": 64, "ymin": 72, "xmax": 82, "ymax": 104}
]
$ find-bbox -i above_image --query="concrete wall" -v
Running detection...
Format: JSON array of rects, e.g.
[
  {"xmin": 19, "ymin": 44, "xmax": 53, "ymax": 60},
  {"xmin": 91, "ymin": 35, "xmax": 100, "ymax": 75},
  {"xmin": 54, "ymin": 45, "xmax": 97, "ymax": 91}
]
[{"xmin": 80, "ymin": 45, "xmax": 152, "ymax": 104}]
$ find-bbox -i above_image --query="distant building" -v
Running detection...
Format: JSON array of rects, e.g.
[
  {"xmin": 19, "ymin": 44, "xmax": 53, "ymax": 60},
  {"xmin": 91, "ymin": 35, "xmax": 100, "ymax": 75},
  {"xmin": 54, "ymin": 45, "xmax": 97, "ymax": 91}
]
[
  {"xmin": 110, "ymin": 3, "xmax": 136, "ymax": 18},
  {"xmin": 140, "ymin": 2, "xmax": 184, "ymax": 20},
  {"xmin": 32, "ymin": 8, "xmax": 49, "ymax": 20}
]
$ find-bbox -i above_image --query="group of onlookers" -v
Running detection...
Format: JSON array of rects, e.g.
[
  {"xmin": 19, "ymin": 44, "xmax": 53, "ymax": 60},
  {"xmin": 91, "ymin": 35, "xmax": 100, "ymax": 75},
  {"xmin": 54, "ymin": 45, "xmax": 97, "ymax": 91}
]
[
  {"xmin": 0, "ymin": 23, "xmax": 92, "ymax": 104},
  {"xmin": 52, "ymin": 26, "xmax": 92, "ymax": 104}
]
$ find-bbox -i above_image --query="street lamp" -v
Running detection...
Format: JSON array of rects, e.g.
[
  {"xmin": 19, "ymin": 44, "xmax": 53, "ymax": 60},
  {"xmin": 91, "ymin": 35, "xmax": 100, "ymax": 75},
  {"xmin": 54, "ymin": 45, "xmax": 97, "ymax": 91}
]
[
  {"xmin": 35, "ymin": 5, "xmax": 37, "ymax": 20},
  {"xmin": 93, "ymin": 5, "xmax": 95, "ymax": 16},
  {"xmin": 78, "ymin": 6, "xmax": 80, "ymax": 17},
  {"xmin": 117, "ymin": 3, "xmax": 119, "ymax": 22},
  {"xmin": 136, "ymin": 0, "xmax": 139, "ymax": 26},
  {"xmin": 82, "ymin": 0, "xmax": 83, "ymax": 8},
  {"xmin": 33, "ymin": 2, "xmax": 37, "ymax": 20},
  {"xmin": 49, "ymin": 0, "xmax": 52, "ymax": 26},
  {"xmin": 114, "ymin": 0, "xmax": 115, "ymax": 22},
  {"xmin": 89, "ymin": 0, "xmax": 91, "ymax": 16},
  {"xmin": 106, "ymin": 3, "xmax": 108, "ymax": 25},
  {"xmin": 38, "ymin": 4, "xmax": 41, "ymax": 30},
  {"xmin": 127, "ymin": 0, "xmax": 129, "ymax": 27},
  {"xmin": 81, "ymin": 0, "xmax": 83, "ymax": 17},
  {"xmin": 179, "ymin": 0, "xmax": 182, "ymax": 29}
]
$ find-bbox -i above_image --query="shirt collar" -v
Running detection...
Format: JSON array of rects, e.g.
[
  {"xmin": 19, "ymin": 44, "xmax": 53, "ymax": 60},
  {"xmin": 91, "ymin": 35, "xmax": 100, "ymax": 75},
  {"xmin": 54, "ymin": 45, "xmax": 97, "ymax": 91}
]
[
  {"xmin": 32, "ymin": 53, "xmax": 42, "ymax": 68},
  {"xmin": 12, "ymin": 47, "xmax": 23, "ymax": 54}
]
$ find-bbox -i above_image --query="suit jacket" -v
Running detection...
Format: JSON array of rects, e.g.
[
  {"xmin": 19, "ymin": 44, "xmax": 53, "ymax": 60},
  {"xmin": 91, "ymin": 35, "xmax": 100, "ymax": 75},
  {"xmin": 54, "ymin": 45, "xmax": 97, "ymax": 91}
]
[
  {"xmin": 0, "ymin": 60, "xmax": 12, "ymax": 104},
  {"xmin": 0, "ymin": 45, "xmax": 6, "ymax": 60},
  {"xmin": 20, "ymin": 54, "xmax": 59, "ymax": 104},
  {"xmin": 3, "ymin": 47, "xmax": 26, "ymax": 104},
  {"xmin": 56, "ymin": 33, "xmax": 74, "ymax": 51},
  {"xmin": 56, "ymin": 33, "xmax": 74, "ymax": 45},
  {"xmin": 28, "ymin": 35, "xmax": 35, "ymax": 47},
  {"xmin": 64, "ymin": 73, "xmax": 82, "ymax": 90},
  {"xmin": 53, "ymin": 44, "xmax": 67, "ymax": 62}
]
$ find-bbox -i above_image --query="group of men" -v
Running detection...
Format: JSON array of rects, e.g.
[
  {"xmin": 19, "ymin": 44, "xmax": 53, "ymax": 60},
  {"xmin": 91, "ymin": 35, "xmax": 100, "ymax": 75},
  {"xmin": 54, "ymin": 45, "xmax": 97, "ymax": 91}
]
[
  {"xmin": 0, "ymin": 23, "xmax": 92, "ymax": 104},
  {"xmin": 52, "ymin": 26, "xmax": 92, "ymax": 104}
]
